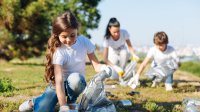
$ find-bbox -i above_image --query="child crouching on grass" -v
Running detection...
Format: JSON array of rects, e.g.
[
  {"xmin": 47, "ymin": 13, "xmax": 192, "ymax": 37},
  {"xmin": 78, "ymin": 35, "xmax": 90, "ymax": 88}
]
[
  {"xmin": 128, "ymin": 31, "xmax": 180, "ymax": 91},
  {"xmin": 19, "ymin": 10, "xmax": 111, "ymax": 112}
]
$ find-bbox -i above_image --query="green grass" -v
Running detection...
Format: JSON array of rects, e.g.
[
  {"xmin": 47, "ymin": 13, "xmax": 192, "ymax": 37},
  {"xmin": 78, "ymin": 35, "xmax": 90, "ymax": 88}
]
[
  {"xmin": 0, "ymin": 58, "xmax": 200, "ymax": 111},
  {"xmin": 179, "ymin": 62, "xmax": 200, "ymax": 77}
]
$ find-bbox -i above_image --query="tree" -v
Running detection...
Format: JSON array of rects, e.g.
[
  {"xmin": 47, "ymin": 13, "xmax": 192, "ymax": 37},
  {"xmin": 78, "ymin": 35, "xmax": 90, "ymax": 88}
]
[{"xmin": 0, "ymin": 0, "xmax": 102, "ymax": 60}]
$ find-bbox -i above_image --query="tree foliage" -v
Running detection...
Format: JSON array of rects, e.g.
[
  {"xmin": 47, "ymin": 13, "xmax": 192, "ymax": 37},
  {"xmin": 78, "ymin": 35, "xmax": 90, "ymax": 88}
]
[{"xmin": 0, "ymin": 0, "xmax": 102, "ymax": 60}]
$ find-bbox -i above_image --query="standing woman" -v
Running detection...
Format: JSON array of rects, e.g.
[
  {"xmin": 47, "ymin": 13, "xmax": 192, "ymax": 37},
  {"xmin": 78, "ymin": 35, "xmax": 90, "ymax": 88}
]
[{"xmin": 103, "ymin": 17, "xmax": 139, "ymax": 80}]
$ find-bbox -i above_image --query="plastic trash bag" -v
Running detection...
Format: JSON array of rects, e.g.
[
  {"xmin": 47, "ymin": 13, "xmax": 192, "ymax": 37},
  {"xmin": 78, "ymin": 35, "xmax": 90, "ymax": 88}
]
[
  {"xmin": 78, "ymin": 70, "xmax": 116, "ymax": 112},
  {"xmin": 146, "ymin": 59, "xmax": 178, "ymax": 82},
  {"xmin": 119, "ymin": 61, "xmax": 137, "ymax": 86},
  {"xmin": 182, "ymin": 98, "xmax": 200, "ymax": 112}
]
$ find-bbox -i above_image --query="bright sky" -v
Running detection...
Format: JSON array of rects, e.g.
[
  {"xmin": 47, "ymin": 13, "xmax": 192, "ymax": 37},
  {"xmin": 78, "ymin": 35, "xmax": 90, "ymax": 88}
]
[{"xmin": 89, "ymin": 0, "xmax": 200, "ymax": 47}]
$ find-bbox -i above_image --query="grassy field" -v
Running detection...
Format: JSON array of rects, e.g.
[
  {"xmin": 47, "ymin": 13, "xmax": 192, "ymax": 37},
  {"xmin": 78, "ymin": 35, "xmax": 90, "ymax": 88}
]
[
  {"xmin": 179, "ymin": 61, "xmax": 200, "ymax": 77},
  {"xmin": 0, "ymin": 55, "xmax": 200, "ymax": 112}
]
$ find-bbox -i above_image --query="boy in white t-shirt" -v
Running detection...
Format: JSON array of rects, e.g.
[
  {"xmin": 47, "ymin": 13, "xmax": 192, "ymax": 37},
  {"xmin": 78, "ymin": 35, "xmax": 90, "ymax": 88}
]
[
  {"xmin": 19, "ymin": 10, "xmax": 111, "ymax": 112},
  {"xmin": 129, "ymin": 31, "xmax": 180, "ymax": 91},
  {"xmin": 103, "ymin": 17, "xmax": 139, "ymax": 80}
]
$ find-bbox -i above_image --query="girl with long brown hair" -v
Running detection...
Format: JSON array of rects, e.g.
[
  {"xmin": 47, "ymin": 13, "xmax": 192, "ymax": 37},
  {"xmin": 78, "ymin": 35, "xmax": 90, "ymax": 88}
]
[{"xmin": 19, "ymin": 10, "xmax": 111, "ymax": 112}]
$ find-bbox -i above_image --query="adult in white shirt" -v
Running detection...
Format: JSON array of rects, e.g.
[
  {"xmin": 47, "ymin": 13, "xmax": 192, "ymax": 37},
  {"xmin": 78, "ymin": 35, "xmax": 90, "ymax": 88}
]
[{"xmin": 103, "ymin": 17, "xmax": 139, "ymax": 80}]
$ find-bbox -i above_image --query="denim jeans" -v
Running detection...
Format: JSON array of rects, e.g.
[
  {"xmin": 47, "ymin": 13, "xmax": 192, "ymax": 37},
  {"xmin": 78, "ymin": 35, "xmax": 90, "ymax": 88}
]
[
  {"xmin": 32, "ymin": 73, "xmax": 86, "ymax": 112},
  {"xmin": 165, "ymin": 72, "xmax": 173, "ymax": 84}
]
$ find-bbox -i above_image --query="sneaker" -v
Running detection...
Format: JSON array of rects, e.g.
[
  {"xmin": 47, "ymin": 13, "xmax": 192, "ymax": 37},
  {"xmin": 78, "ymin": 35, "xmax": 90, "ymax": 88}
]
[
  {"xmin": 19, "ymin": 100, "xmax": 33, "ymax": 112},
  {"xmin": 151, "ymin": 81, "xmax": 157, "ymax": 88},
  {"xmin": 165, "ymin": 84, "xmax": 173, "ymax": 91}
]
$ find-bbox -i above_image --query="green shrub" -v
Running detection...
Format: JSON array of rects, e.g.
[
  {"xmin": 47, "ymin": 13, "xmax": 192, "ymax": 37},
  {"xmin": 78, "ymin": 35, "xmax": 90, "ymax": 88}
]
[
  {"xmin": 172, "ymin": 104, "xmax": 182, "ymax": 112},
  {"xmin": 143, "ymin": 101, "xmax": 166, "ymax": 112},
  {"xmin": 0, "ymin": 100, "xmax": 20, "ymax": 112},
  {"xmin": 0, "ymin": 77, "xmax": 15, "ymax": 92},
  {"xmin": 179, "ymin": 62, "xmax": 200, "ymax": 77}
]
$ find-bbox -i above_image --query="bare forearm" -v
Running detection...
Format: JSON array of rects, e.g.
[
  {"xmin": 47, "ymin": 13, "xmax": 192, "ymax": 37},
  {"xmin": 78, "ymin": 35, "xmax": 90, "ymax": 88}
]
[
  {"xmin": 56, "ymin": 82, "xmax": 66, "ymax": 106},
  {"xmin": 126, "ymin": 39, "xmax": 136, "ymax": 55},
  {"xmin": 54, "ymin": 64, "xmax": 67, "ymax": 106},
  {"xmin": 136, "ymin": 63, "xmax": 146, "ymax": 75},
  {"xmin": 104, "ymin": 59, "xmax": 115, "ymax": 67},
  {"xmin": 136, "ymin": 57, "xmax": 150, "ymax": 75},
  {"xmin": 93, "ymin": 63, "xmax": 105, "ymax": 72},
  {"xmin": 128, "ymin": 46, "xmax": 136, "ymax": 55}
]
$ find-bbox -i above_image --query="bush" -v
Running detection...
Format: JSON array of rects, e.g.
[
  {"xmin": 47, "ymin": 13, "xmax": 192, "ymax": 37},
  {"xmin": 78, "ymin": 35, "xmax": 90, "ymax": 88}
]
[
  {"xmin": 179, "ymin": 62, "xmax": 200, "ymax": 77},
  {"xmin": 143, "ymin": 101, "xmax": 166, "ymax": 112},
  {"xmin": 0, "ymin": 77, "xmax": 15, "ymax": 92},
  {"xmin": 172, "ymin": 104, "xmax": 182, "ymax": 112}
]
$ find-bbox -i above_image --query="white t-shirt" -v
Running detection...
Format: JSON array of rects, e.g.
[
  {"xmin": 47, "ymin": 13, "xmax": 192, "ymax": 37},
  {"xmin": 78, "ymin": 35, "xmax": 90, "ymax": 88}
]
[
  {"xmin": 147, "ymin": 45, "xmax": 179, "ymax": 67},
  {"xmin": 52, "ymin": 35, "xmax": 95, "ymax": 80},
  {"xmin": 103, "ymin": 29, "xmax": 130, "ymax": 52}
]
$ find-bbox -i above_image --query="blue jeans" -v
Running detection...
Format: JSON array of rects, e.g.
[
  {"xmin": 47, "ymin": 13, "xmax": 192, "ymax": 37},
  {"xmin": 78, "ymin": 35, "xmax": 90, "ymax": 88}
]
[
  {"xmin": 32, "ymin": 73, "xmax": 86, "ymax": 112},
  {"xmin": 165, "ymin": 72, "xmax": 173, "ymax": 84}
]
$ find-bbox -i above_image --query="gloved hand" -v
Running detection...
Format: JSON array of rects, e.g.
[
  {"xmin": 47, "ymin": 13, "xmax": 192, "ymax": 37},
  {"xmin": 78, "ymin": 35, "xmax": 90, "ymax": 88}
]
[
  {"xmin": 128, "ymin": 74, "xmax": 140, "ymax": 89},
  {"xmin": 59, "ymin": 105, "xmax": 69, "ymax": 112},
  {"xmin": 113, "ymin": 65, "xmax": 124, "ymax": 77},
  {"xmin": 100, "ymin": 65, "xmax": 112, "ymax": 77},
  {"xmin": 131, "ymin": 54, "xmax": 140, "ymax": 62}
]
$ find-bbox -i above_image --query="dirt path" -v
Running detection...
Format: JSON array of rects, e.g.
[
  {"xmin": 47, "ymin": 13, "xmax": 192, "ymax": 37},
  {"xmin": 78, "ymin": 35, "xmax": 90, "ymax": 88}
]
[{"xmin": 174, "ymin": 70, "xmax": 200, "ymax": 87}]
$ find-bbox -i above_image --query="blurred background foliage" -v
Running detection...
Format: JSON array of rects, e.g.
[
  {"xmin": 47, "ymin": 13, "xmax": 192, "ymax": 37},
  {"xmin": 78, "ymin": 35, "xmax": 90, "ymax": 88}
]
[
  {"xmin": 0, "ymin": 0, "xmax": 102, "ymax": 60},
  {"xmin": 179, "ymin": 62, "xmax": 200, "ymax": 77}
]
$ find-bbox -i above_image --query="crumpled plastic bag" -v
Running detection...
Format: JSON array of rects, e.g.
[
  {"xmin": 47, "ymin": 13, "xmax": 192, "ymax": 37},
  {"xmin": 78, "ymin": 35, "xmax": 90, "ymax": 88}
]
[
  {"xmin": 119, "ymin": 61, "xmax": 137, "ymax": 86},
  {"xmin": 146, "ymin": 59, "xmax": 178, "ymax": 82},
  {"xmin": 182, "ymin": 98, "xmax": 200, "ymax": 112},
  {"xmin": 78, "ymin": 70, "xmax": 116, "ymax": 112}
]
